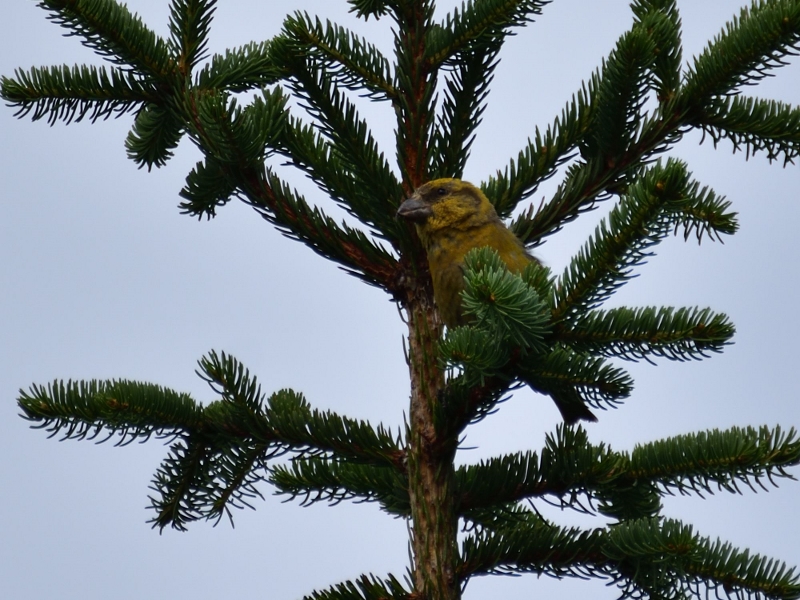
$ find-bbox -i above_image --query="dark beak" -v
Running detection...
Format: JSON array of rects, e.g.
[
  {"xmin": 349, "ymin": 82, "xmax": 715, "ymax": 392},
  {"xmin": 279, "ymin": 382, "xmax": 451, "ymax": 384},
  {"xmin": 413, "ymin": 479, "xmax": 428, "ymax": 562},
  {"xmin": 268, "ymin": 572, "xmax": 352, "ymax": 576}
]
[{"xmin": 396, "ymin": 196, "xmax": 432, "ymax": 222}]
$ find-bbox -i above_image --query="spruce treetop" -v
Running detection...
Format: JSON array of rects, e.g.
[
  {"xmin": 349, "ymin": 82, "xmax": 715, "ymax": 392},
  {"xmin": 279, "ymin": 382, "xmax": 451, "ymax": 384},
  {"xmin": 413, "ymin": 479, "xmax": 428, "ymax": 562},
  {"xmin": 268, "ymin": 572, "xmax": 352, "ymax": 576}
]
[{"xmin": 3, "ymin": 1, "xmax": 800, "ymax": 599}]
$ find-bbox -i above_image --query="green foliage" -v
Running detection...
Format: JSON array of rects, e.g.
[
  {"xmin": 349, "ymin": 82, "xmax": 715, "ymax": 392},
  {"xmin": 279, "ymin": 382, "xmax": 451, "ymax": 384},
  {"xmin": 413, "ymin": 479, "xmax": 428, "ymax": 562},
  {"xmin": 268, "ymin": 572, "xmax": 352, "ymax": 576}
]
[
  {"xmin": 2, "ymin": 63, "xmax": 153, "ymax": 124},
  {"xmin": 346, "ymin": 0, "xmax": 395, "ymax": 21},
  {"xmin": 684, "ymin": 0, "xmax": 800, "ymax": 102},
  {"xmin": 195, "ymin": 41, "xmax": 282, "ymax": 91},
  {"xmin": 427, "ymin": 0, "xmax": 551, "ymax": 178},
  {"xmin": 36, "ymin": 0, "xmax": 172, "ymax": 73},
  {"xmin": 629, "ymin": 425, "xmax": 800, "ymax": 495},
  {"xmin": 19, "ymin": 379, "xmax": 203, "ymax": 442},
  {"xmin": 6, "ymin": 0, "xmax": 800, "ymax": 599},
  {"xmin": 281, "ymin": 12, "xmax": 395, "ymax": 99},
  {"xmin": 460, "ymin": 507, "xmax": 608, "ymax": 579},
  {"xmin": 693, "ymin": 95, "xmax": 800, "ymax": 164},
  {"xmin": 456, "ymin": 427, "xmax": 622, "ymax": 514},
  {"xmin": 168, "ymin": 0, "xmax": 216, "ymax": 71},
  {"xmin": 631, "ymin": 0, "xmax": 682, "ymax": 99},
  {"xmin": 20, "ymin": 351, "xmax": 403, "ymax": 531},
  {"xmin": 271, "ymin": 34, "xmax": 403, "ymax": 239},
  {"xmin": 271, "ymin": 457, "xmax": 410, "ymax": 515},
  {"xmin": 523, "ymin": 347, "xmax": 633, "ymax": 409},
  {"xmin": 483, "ymin": 85, "xmax": 594, "ymax": 219},
  {"xmin": 16, "ymin": 357, "xmax": 800, "ymax": 595},
  {"xmin": 552, "ymin": 158, "xmax": 738, "ymax": 323},
  {"xmin": 303, "ymin": 574, "xmax": 411, "ymax": 600},
  {"xmin": 460, "ymin": 247, "xmax": 551, "ymax": 351},
  {"xmin": 562, "ymin": 306, "xmax": 735, "ymax": 362},
  {"xmin": 604, "ymin": 517, "xmax": 800, "ymax": 600},
  {"xmin": 125, "ymin": 103, "xmax": 185, "ymax": 167},
  {"xmin": 580, "ymin": 26, "xmax": 656, "ymax": 164}
]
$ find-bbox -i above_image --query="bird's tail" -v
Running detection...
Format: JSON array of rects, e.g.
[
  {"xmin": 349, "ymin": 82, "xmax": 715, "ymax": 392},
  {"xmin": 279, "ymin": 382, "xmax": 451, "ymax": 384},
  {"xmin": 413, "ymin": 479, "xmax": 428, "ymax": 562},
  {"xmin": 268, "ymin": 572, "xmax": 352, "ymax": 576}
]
[
  {"xmin": 550, "ymin": 386, "xmax": 598, "ymax": 424},
  {"xmin": 523, "ymin": 377, "xmax": 598, "ymax": 424}
]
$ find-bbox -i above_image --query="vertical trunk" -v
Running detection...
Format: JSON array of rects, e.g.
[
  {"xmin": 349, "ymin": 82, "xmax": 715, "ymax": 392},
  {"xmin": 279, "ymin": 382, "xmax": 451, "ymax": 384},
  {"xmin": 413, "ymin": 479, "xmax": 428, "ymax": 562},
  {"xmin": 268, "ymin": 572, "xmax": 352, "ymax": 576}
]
[
  {"xmin": 406, "ymin": 298, "xmax": 460, "ymax": 600},
  {"xmin": 394, "ymin": 1, "xmax": 459, "ymax": 595}
]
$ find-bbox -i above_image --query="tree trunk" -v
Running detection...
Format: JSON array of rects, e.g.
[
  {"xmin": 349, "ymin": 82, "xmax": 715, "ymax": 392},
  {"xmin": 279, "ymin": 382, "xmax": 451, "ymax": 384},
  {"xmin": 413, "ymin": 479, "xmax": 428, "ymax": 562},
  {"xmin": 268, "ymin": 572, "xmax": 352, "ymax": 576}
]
[{"xmin": 406, "ymin": 299, "xmax": 460, "ymax": 600}]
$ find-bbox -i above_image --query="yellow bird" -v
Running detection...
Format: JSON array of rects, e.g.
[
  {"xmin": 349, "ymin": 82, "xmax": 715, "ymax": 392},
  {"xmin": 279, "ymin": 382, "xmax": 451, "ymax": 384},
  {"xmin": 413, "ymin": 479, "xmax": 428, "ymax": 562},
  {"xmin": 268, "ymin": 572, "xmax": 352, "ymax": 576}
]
[{"xmin": 397, "ymin": 178, "xmax": 597, "ymax": 424}]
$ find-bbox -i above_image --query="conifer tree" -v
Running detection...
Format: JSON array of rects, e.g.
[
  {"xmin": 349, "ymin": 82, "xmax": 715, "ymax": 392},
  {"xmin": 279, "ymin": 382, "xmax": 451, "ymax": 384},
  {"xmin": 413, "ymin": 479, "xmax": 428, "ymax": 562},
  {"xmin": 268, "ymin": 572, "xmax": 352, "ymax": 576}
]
[{"xmin": 4, "ymin": 1, "xmax": 800, "ymax": 599}]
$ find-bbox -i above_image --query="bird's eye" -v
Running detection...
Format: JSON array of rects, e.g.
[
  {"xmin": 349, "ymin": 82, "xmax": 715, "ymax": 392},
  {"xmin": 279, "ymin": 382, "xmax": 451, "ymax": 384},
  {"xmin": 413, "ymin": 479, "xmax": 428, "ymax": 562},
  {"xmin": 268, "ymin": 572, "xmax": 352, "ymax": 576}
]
[{"xmin": 437, "ymin": 187, "xmax": 446, "ymax": 196}]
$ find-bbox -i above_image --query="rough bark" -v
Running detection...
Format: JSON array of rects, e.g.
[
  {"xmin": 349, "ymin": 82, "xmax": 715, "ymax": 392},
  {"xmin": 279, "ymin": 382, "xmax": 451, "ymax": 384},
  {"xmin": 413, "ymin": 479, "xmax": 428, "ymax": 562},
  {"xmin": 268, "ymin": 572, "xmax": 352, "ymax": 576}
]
[{"xmin": 406, "ymin": 298, "xmax": 460, "ymax": 600}]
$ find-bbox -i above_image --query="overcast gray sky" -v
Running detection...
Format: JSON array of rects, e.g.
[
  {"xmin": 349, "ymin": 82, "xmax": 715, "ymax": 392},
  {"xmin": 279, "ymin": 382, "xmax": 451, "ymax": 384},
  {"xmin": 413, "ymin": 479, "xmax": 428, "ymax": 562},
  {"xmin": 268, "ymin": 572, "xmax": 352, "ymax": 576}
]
[{"xmin": 2, "ymin": 1, "xmax": 799, "ymax": 599}]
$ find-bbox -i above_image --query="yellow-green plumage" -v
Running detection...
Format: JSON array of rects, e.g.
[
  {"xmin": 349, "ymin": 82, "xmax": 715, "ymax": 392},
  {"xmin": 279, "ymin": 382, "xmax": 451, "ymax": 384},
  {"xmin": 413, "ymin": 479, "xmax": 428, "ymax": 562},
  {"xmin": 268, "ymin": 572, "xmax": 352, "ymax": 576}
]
[
  {"xmin": 397, "ymin": 178, "xmax": 533, "ymax": 327},
  {"xmin": 397, "ymin": 178, "xmax": 596, "ymax": 424}
]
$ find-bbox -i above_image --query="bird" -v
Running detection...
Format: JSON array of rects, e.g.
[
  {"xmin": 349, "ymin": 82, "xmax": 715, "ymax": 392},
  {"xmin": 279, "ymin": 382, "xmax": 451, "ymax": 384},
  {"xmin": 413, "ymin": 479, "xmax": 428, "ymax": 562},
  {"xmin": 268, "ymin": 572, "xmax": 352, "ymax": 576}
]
[{"xmin": 397, "ymin": 178, "xmax": 597, "ymax": 424}]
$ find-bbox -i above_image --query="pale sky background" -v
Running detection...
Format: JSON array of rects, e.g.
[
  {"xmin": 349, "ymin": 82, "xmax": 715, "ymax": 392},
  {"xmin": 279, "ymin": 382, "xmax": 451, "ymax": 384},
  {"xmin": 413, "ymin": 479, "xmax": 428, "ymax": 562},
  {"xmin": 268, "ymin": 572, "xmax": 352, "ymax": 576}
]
[{"xmin": 1, "ymin": 1, "xmax": 799, "ymax": 599}]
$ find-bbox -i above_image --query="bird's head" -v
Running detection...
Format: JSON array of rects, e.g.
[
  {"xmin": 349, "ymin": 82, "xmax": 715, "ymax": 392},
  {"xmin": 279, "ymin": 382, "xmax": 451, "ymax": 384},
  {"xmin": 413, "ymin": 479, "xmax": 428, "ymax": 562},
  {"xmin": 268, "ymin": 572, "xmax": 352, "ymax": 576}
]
[{"xmin": 396, "ymin": 178, "xmax": 498, "ymax": 238}]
